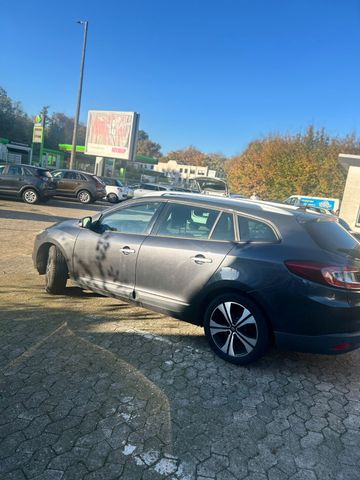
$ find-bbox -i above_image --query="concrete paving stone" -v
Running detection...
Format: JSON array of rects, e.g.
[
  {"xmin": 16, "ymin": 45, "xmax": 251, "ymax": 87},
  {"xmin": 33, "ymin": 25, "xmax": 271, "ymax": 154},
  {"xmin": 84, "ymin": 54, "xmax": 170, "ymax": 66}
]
[
  {"xmin": 197, "ymin": 454, "xmax": 229, "ymax": 477},
  {"xmin": 0, "ymin": 469, "xmax": 27, "ymax": 480},
  {"xmin": 289, "ymin": 470, "xmax": 317, "ymax": 480},
  {"xmin": 31, "ymin": 470, "xmax": 64, "ymax": 480},
  {"xmin": 21, "ymin": 447, "xmax": 58, "ymax": 478},
  {"xmin": 300, "ymin": 431, "xmax": 324, "ymax": 449},
  {"xmin": 0, "ymin": 430, "xmax": 26, "ymax": 456},
  {"xmin": 267, "ymin": 466, "xmax": 289, "ymax": 480},
  {"xmin": 62, "ymin": 463, "xmax": 89, "ymax": 480}
]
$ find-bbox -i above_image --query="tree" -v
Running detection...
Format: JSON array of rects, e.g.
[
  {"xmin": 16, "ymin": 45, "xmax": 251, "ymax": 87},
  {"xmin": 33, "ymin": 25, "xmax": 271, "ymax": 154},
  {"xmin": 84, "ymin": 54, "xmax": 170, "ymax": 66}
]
[
  {"xmin": 45, "ymin": 113, "xmax": 86, "ymax": 150},
  {"xmin": 226, "ymin": 126, "xmax": 360, "ymax": 200},
  {"xmin": 163, "ymin": 146, "xmax": 208, "ymax": 166},
  {"xmin": 0, "ymin": 87, "xmax": 32, "ymax": 144},
  {"xmin": 136, "ymin": 130, "xmax": 162, "ymax": 159}
]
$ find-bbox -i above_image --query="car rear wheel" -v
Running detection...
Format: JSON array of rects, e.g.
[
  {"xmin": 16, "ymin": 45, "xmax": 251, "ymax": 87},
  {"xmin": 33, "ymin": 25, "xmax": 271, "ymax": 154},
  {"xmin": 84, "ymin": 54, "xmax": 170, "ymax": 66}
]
[
  {"xmin": 204, "ymin": 293, "xmax": 271, "ymax": 365},
  {"xmin": 22, "ymin": 188, "xmax": 39, "ymax": 204},
  {"xmin": 107, "ymin": 193, "xmax": 119, "ymax": 203},
  {"xmin": 77, "ymin": 190, "xmax": 92, "ymax": 204},
  {"xmin": 45, "ymin": 245, "xmax": 68, "ymax": 294}
]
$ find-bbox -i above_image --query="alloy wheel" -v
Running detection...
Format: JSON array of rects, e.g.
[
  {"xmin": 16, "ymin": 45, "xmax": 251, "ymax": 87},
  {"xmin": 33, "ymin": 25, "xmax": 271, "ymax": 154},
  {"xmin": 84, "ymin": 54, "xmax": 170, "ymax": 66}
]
[
  {"xmin": 23, "ymin": 190, "xmax": 38, "ymax": 204},
  {"xmin": 209, "ymin": 301, "xmax": 258, "ymax": 358}
]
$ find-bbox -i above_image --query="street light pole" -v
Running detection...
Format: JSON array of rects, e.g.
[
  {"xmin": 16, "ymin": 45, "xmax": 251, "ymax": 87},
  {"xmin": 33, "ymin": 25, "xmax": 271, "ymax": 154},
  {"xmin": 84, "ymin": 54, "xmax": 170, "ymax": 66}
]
[{"xmin": 69, "ymin": 20, "xmax": 88, "ymax": 170}]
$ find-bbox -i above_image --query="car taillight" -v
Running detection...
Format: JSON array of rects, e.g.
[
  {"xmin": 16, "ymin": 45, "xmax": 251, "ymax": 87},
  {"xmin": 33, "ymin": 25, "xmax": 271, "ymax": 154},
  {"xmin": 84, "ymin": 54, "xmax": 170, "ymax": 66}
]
[{"xmin": 285, "ymin": 261, "xmax": 360, "ymax": 290}]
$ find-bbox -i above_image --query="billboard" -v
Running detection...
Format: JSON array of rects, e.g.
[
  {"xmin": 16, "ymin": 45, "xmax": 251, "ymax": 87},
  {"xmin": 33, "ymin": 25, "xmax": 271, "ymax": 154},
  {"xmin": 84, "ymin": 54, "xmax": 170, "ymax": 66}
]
[{"xmin": 85, "ymin": 110, "xmax": 139, "ymax": 160}]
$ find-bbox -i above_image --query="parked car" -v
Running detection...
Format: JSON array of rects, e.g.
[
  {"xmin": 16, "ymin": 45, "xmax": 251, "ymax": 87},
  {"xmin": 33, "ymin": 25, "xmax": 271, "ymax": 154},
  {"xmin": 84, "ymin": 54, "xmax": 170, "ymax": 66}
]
[
  {"xmin": 100, "ymin": 177, "xmax": 130, "ymax": 203},
  {"xmin": 33, "ymin": 194, "xmax": 360, "ymax": 365},
  {"xmin": 0, "ymin": 163, "xmax": 57, "ymax": 204},
  {"xmin": 132, "ymin": 183, "xmax": 172, "ymax": 198},
  {"xmin": 51, "ymin": 169, "xmax": 106, "ymax": 204}
]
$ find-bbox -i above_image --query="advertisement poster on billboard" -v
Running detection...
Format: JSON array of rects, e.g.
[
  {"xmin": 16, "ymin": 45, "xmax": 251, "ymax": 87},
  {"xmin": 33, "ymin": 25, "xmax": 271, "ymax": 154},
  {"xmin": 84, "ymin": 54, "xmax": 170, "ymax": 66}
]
[{"xmin": 85, "ymin": 110, "xmax": 139, "ymax": 160}]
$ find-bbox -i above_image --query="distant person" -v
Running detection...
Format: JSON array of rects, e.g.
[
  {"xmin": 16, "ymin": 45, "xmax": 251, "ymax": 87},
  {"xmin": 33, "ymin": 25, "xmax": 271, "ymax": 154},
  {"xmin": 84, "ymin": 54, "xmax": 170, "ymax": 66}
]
[{"xmin": 250, "ymin": 192, "xmax": 259, "ymax": 200}]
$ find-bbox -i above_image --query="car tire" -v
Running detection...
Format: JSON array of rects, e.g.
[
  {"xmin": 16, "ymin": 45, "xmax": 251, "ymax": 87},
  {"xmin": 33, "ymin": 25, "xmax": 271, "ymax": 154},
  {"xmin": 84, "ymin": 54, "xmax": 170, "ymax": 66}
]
[
  {"xmin": 107, "ymin": 193, "xmax": 119, "ymax": 203},
  {"xmin": 22, "ymin": 188, "xmax": 39, "ymax": 204},
  {"xmin": 45, "ymin": 245, "xmax": 68, "ymax": 294},
  {"xmin": 203, "ymin": 293, "xmax": 271, "ymax": 365},
  {"xmin": 77, "ymin": 190, "xmax": 92, "ymax": 204}
]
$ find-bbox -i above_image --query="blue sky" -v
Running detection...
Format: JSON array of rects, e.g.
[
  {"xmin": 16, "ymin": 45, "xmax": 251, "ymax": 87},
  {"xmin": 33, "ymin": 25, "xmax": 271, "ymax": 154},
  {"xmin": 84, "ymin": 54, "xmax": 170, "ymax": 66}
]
[{"xmin": 1, "ymin": 0, "xmax": 360, "ymax": 156}]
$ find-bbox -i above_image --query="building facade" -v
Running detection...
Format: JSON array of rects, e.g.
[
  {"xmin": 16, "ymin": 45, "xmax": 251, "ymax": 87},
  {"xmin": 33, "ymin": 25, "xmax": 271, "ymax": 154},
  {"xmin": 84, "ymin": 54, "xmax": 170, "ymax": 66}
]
[
  {"xmin": 338, "ymin": 154, "xmax": 360, "ymax": 232},
  {"xmin": 154, "ymin": 159, "xmax": 216, "ymax": 183}
]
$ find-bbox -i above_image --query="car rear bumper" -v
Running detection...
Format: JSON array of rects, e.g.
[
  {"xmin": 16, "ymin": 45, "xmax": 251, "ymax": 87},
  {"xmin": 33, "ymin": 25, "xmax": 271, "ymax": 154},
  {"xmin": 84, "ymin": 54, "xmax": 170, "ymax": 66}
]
[
  {"xmin": 275, "ymin": 330, "xmax": 360, "ymax": 355},
  {"xmin": 94, "ymin": 190, "xmax": 107, "ymax": 199}
]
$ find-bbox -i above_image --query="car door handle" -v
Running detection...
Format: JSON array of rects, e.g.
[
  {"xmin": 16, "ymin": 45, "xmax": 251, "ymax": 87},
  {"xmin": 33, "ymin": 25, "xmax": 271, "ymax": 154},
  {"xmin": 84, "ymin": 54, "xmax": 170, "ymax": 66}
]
[
  {"xmin": 120, "ymin": 246, "xmax": 135, "ymax": 255},
  {"xmin": 191, "ymin": 255, "xmax": 213, "ymax": 264}
]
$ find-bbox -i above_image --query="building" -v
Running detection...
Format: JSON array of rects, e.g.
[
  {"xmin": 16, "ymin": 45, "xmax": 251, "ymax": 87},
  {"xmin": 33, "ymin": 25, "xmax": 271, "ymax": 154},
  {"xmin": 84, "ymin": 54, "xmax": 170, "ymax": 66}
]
[
  {"xmin": 0, "ymin": 138, "xmax": 32, "ymax": 164},
  {"xmin": 154, "ymin": 159, "xmax": 216, "ymax": 183},
  {"xmin": 338, "ymin": 154, "xmax": 360, "ymax": 232}
]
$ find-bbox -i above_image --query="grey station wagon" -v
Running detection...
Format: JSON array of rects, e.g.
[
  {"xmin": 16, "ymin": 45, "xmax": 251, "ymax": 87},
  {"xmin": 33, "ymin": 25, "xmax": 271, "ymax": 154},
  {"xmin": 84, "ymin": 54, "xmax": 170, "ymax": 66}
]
[{"xmin": 33, "ymin": 194, "xmax": 360, "ymax": 364}]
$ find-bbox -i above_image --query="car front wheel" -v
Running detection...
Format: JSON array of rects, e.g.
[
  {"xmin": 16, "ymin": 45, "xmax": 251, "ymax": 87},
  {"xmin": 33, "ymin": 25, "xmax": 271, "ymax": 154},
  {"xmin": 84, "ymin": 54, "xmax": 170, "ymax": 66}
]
[
  {"xmin": 22, "ymin": 188, "xmax": 39, "ymax": 204},
  {"xmin": 204, "ymin": 293, "xmax": 271, "ymax": 365},
  {"xmin": 77, "ymin": 190, "xmax": 92, "ymax": 204},
  {"xmin": 107, "ymin": 193, "xmax": 119, "ymax": 203},
  {"xmin": 45, "ymin": 245, "xmax": 68, "ymax": 294}
]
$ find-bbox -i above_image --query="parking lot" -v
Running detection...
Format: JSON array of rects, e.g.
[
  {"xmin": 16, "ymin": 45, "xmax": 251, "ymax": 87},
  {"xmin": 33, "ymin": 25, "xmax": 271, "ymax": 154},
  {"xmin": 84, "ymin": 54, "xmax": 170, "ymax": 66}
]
[{"xmin": 1, "ymin": 197, "xmax": 360, "ymax": 480}]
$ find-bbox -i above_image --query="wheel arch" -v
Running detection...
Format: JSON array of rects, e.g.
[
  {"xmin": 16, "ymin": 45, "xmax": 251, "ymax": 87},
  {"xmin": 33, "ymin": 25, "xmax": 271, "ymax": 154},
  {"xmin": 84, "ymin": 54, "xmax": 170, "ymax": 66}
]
[
  {"xmin": 194, "ymin": 282, "xmax": 274, "ymax": 339},
  {"xmin": 35, "ymin": 241, "xmax": 70, "ymax": 275},
  {"xmin": 19, "ymin": 185, "xmax": 40, "ymax": 196}
]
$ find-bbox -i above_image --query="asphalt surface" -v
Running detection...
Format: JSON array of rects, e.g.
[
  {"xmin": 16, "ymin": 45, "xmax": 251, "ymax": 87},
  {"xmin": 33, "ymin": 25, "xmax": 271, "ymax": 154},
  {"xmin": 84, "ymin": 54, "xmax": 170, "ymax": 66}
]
[{"xmin": 0, "ymin": 197, "xmax": 360, "ymax": 480}]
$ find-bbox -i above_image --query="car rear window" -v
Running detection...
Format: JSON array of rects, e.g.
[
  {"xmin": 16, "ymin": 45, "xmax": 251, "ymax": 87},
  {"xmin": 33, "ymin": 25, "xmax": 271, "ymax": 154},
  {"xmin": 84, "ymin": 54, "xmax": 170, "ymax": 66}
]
[{"xmin": 306, "ymin": 219, "xmax": 359, "ymax": 253}]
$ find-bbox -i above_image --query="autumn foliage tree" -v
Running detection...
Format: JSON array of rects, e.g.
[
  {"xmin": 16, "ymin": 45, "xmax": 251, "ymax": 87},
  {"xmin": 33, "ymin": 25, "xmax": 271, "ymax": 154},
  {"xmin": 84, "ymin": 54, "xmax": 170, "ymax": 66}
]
[{"xmin": 226, "ymin": 126, "xmax": 360, "ymax": 200}]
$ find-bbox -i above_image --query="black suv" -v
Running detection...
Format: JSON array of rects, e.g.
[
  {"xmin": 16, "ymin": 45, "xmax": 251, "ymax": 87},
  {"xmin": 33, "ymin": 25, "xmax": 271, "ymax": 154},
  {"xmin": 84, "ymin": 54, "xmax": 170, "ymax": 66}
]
[
  {"xmin": 51, "ymin": 169, "xmax": 106, "ymax": 204},
  {"xmin": 0, "ymin": 163, "xmax": 57, "ymax": 204}
]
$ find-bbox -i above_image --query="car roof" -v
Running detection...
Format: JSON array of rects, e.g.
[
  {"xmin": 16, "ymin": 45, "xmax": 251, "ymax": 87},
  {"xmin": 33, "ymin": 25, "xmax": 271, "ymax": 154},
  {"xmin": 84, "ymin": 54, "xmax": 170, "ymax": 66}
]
[
  {"xmin": 140, "ymin": 192, "xmax": 329, "ymax": 221},
  {"xmin": 54, "ymin": 169, "xmax": 94, "ymax": 176}
]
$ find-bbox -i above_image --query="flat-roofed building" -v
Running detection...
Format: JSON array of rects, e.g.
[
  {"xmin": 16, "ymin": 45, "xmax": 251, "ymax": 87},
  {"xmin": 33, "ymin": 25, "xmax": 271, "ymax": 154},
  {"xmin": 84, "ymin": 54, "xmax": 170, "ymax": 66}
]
[{"xmin": 338, "ymin": 154, "xmax": 360, "ymax": 232}]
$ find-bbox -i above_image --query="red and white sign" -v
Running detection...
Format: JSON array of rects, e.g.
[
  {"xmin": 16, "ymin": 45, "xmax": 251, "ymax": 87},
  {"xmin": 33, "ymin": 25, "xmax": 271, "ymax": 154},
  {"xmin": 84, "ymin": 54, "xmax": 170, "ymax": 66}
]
[{"xmin": 85, "ymin": 110, "xmax": 139, "ymax": 160}]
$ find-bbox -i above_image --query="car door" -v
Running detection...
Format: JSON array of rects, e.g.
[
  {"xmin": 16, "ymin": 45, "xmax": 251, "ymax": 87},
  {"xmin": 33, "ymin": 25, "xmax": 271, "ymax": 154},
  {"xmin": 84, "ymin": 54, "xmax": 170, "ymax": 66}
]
[
  {"xmin": 72, "ymin": 200, "xmax": 164, "ymax": 299},
  {"xmin": 0, "ymin": 165, "xmax": 23, "ymax": 195},
  {"xmin": 135, "ymin": 202, "xmax": 236, "ymax": 315},
  {"xmin": 52, "ymin": 171, "xmax": 80, "ymax": 196}
]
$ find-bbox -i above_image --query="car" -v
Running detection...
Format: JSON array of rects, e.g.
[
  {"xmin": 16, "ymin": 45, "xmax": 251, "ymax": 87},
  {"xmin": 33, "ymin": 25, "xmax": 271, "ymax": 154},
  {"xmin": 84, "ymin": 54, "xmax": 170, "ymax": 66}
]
[
  {"xmin": 0, "ymin": 163, "xmax": 57, "ymax": 204},
  {"xmin": 51, "ymin": 169, "xmax": 106, "ymax": 204},
  {"xmin": 99, "ymin": 177, "xmax": 131, "ymax": 203},
  {"xmin": 132, "ymin": 183, "xmax": 172, "ymax": 198},
  {"xmin": 33, "ymin": 194, "xmax": 360, "ymax": 365}
]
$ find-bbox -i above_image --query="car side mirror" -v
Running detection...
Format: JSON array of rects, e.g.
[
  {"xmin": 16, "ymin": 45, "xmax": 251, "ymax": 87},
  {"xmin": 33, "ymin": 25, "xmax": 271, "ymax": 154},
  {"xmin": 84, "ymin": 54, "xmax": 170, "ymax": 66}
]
[{"xmin": 80, "ymin": 216, "xmax": 92, "ymax": 229}]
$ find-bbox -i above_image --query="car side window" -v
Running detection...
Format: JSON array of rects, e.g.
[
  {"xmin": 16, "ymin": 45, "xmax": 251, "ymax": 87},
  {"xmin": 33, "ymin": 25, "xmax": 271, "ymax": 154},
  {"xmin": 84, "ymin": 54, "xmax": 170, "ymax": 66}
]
[
  {"xmin": 210, "ymin": 213, "xmax": 235, "ymax": 241},
  {"xmin": 237, "ymin": 216, "xmax": 277, "ymax": 242},
  {"xmin": 99, "ymin": 202, "xmax": 161, "ymax": 234},
  {"xmin": 156, "ymin": 203, "xmax": 220, "ymax": 239},
  {"xmin": 0, "ymin": 166, "xmax": 5, "ymax": 175},
  {"xmin": 64, "ymin": 171, "xmax": 77, "ymax": 180},
  {"xmin": 8, "ymin": 165, "xmax": 21, "ymax": 176},
  {"xmin": 52, "ymin": 171, "xmax": 64, "ymax": 179}
]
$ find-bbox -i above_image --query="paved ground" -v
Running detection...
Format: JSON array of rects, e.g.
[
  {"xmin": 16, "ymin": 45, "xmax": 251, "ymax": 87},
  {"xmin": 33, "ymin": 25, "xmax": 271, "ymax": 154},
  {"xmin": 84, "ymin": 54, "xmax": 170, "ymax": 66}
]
[{"xmin": 0, "ymin": 197, "xmax": 360, "ymax": 480}]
